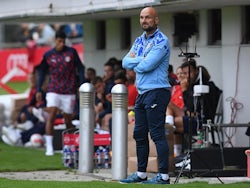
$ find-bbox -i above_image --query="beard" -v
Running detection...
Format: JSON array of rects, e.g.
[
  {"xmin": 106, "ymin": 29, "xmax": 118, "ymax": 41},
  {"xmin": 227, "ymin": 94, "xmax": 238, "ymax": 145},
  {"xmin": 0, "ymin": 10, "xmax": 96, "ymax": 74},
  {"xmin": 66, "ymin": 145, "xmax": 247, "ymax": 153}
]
[{"xmin": 141, "ymin": 24, "xmax": 156, "ymax": 33}]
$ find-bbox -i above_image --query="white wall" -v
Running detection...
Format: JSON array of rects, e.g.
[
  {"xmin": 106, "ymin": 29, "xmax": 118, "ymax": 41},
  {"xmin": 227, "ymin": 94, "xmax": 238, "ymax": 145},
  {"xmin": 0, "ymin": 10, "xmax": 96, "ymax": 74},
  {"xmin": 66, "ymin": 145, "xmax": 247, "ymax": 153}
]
[
  {"xmin": 83, "ymin": 19, "xmax": 128, "ymax": 76},
  {"xmin": 221, "ymin": 6, "xmax": 250, "ymax": 147}
]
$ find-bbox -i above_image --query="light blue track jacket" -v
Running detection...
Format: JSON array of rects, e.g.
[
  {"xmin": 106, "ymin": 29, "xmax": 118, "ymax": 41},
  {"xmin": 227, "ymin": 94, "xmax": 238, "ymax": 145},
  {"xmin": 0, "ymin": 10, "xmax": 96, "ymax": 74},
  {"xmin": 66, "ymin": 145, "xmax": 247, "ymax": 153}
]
[{"xmin": 122, "ymin": 28, "xmax": 171, "ymax": 94}]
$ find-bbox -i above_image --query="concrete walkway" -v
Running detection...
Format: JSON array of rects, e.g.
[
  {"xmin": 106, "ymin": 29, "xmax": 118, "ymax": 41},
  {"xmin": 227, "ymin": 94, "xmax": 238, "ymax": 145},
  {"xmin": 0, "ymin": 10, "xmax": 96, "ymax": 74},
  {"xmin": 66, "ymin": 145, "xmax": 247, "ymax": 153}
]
[{"xmin": 0, "ymin": 169, "xmax": 250, "ymax": 184}]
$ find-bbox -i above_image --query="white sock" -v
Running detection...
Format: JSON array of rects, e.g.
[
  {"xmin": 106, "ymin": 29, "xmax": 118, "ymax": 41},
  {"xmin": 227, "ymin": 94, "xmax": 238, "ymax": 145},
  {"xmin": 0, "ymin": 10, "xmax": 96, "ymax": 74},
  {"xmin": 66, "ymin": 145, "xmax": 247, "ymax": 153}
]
[
  {"xmin": 165, "ymin": 115, "xmax": 174, "ymax": 125},
  {"xmin": 174, "ymin": 144, "xmax": 182, "ymax": 157},
  {"xmin": 95, "ymin": 123, "xmax": 101, "ymax": 129},
  {"xmin": 160, "ymin": 173, "xmax": 169, "ymax": 180},
  {"xmin": 137, "ymin": 171, "xmax": 147, "ymax": 179},
  {"xmin": 45, "ymin": 135, "xmax": 54, "ymax": 156}
]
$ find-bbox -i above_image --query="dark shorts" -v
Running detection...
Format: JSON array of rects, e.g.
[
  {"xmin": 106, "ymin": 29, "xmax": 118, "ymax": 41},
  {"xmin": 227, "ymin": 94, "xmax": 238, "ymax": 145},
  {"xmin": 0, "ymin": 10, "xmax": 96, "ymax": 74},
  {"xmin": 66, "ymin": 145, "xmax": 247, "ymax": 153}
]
[{"xmin": 183, "ymin": 115, "xmax": 199, "ymax": 134}]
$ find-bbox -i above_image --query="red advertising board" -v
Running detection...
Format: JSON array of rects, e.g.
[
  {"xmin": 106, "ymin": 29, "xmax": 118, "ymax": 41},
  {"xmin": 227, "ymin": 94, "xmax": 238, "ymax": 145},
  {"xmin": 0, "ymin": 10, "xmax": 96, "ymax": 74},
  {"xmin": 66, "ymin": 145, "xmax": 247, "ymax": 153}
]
[
  {"xmin": 0, "ymin": 43, "xmax": 84, "ymax": 82},
  {"xmin": 63, "ymin": 133, "xmax": 111, "ymax": 147}
]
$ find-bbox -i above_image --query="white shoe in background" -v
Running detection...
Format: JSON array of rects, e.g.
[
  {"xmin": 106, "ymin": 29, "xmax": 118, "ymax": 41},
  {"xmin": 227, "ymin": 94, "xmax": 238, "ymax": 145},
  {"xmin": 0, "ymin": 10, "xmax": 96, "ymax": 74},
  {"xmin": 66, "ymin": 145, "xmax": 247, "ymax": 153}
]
[
  {"xmin": 2, "ymin": 126, "xmax": 9, "ymax": 135},
  {"xmin": 16, "ymin": 121, "xmax": 34, "ymax": 131},
  {"xmin": 1, "ymin": 126, "xmax": 21, "ymax": 145},
  {"xmin": 24, "ymin": 141, "xmax": 33, "ymax": 147},
  {"xmin": 32, "ymin": 108, "xmax": 45, "ymax": 122},
  {"xmin": 2, "ymin": 135, "xmax": 15, "ymax": 146}
]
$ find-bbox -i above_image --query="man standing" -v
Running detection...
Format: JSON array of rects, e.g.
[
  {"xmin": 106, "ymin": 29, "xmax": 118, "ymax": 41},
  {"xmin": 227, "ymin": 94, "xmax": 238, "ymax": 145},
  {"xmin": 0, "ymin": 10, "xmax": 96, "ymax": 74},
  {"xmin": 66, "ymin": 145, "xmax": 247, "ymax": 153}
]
[
  {"xmin": 36, "ymin": 31, "xmax": 85, "ymax": 156},
  {"xmin": 120, "ymin": 7, "xmax": 171, "ymax": 184}
]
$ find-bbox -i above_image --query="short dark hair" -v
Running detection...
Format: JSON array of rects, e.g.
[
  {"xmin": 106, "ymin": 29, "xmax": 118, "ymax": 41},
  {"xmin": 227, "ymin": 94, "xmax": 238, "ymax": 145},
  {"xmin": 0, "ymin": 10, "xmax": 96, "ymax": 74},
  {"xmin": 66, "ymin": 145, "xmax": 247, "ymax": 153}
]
[
  {"xmin": 55, "ymin": 30, "xmax": 66, "ymax": 39},
  {"xmin": 91, "ymin": 76, "xmax": 103, "ymax": 86},
  {"xmin": 168, "ymin": 64, "xmax": 173, "ymax": 73},
  {"xmin": 114, "ymin": 70, "xmax": 127, "ymax": 83},
  {"xmin": 181, "ymin": 58, "xmax": 197, "ymax": 69},
  {"xmin": 87, "ymin": 67, "xmax": 96, "ymax": 74}
]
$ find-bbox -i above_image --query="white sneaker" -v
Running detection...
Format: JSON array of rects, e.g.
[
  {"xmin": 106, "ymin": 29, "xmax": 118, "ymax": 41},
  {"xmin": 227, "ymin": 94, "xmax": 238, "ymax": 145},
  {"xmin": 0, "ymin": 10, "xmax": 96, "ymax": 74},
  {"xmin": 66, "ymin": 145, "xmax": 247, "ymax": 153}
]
[
  {"xmin": 2, "ymin": 126, "xmax": 21, "ymax": 144},
  {"xmin": 32, "ymin": 108, "xmax": 45, "ymax": 122},
  {"xmin": 1, "ymin": 135, "xmax": 15, "ymax": 146},
  {"xmin": 2, "ymin": 126, "xmax": 9, "ymax": 135},
  {"xmin": 72, "ymin": 120, "xmax": 80, "ymax": 128},
  {"xmin": 16, "ymin": 121, "xmax": 33, "ymax": 131},
  {"xmin": 45, "ymin": 150, "xmax": 54, "ymax": 156},
  {"xmin": 95, "ymin": 129, "xmax": 109, "ymax": 134},
  {"xmin": 24, "ymin": 141, "xmax": 33, "ymax": 147}
]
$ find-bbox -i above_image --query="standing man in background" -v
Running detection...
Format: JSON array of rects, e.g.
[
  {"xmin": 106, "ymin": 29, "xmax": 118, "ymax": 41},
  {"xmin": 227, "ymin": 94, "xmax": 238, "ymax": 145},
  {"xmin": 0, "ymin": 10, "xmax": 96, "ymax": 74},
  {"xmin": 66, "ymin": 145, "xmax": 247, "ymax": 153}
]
[
  {"xmin": 36, "ymin": 31, "xmax": 85, "ymax": 156},
  {"xmin": 120, "ymin": 6, "xmax": 171, "ymax": 184}
]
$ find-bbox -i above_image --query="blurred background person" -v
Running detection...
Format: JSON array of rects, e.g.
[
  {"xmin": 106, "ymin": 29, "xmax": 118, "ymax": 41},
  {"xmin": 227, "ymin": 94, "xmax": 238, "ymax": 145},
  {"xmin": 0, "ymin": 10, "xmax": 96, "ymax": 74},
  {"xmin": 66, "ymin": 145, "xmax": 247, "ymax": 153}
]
[
  {"xmin": 36, "ymin": 30, "xmax": 85, "ymax": 156},
  {"xmin": 33, "ymin": 24, "xmax": 55, "ymax": 46}
]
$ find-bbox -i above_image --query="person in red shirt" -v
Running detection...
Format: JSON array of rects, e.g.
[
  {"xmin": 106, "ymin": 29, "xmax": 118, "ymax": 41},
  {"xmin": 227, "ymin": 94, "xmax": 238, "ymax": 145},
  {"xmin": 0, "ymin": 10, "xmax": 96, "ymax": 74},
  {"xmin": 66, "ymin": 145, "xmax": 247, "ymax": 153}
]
[
  {"xmin": 126, "ymin": 69, "xmax": 138, "ymax": 109},
  {"xmin": 165, "ymin": 66, "xmax": 185, "ymax": 157},
  {"xmin": 114, "ymin": 70, "xmax": 138, "ymax": 109}
]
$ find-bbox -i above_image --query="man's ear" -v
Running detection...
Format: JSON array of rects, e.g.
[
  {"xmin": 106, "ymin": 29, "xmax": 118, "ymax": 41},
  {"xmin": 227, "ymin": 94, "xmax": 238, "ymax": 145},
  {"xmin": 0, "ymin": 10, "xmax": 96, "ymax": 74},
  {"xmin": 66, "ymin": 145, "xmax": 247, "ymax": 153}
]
[{"xmin": 155, "ymin": 16, "xmax": 159, "ymax": 25}]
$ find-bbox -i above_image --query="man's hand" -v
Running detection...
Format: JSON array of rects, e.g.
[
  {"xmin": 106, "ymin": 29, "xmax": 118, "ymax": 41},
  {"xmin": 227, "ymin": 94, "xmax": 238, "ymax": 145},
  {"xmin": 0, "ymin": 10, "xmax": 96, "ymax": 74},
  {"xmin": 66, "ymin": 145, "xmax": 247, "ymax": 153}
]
[
  {"xmin": 130, "ymin": 52, "xmax": 135, "ymax": 58},
  {"xmin": 105, "ymin": 93, "xmax": 112, "ymax": 103}
]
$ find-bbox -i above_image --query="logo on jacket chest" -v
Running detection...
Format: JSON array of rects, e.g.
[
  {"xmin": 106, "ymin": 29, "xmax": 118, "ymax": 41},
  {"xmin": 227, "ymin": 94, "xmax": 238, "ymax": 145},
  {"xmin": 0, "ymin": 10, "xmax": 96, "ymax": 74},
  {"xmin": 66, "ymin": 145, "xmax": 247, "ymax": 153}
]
[
  {"xmin": 135, "ymin": 41, "xmax": 154, "ymax": 57},
  {"xmin": 65, "ymin": 56, "xmax": 71, "ymax": 62}
]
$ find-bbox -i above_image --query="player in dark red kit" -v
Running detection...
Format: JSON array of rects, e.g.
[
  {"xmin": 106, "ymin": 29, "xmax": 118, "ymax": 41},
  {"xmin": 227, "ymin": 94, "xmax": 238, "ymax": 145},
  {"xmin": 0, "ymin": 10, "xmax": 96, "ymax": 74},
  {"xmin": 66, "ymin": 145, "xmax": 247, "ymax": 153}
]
[{"xmin": 36, "ymin": 31, "xmax": 85, "ymax": 156}]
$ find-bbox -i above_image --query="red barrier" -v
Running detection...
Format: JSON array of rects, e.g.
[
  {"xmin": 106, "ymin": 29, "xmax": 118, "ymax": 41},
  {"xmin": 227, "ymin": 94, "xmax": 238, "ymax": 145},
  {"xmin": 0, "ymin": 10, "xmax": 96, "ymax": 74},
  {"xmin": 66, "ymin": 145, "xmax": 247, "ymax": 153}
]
[
  {"xmin": 94, "ymin": 134, "xmax": 111, "ymax": 146},
  {"xmin": 0, "ymin": 43, "xmax": 84, "ymax": 82},
  {"xmin": 0, "ymin": 47, "xmax": 31, "ymax": 81},
  {"xmin": 63, "ymin": 133, "xmax": 111, "ymax": 147},
  {"xmin": 0, "ymin": 44, "xmax": 84, "ymax": 94}
]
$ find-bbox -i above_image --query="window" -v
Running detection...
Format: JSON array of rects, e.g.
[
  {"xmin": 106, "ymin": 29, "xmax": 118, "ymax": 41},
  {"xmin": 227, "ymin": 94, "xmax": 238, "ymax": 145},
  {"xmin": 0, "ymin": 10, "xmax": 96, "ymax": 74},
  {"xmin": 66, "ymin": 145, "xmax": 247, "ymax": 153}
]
[
  {"xmin": 207, "ymin": 9, "xmax": 221, "ymax": 45},
  {"xmin": 120, "ymin": 18, "xmax": 131, "ymax": 49},
  {"xmin": 3, "ymin": 24, "xmax": 20, "ymax": 43},
  {"xmin": 96, "ymin": 20, "xmax": 106, "ymax": 50},
  {"xmin": 173, "ymin": 12, "xmax": 199, "ymax": 46},
  {"xmin": 242, "ymin": 6, "xmax": 250, "ymax": 44}
]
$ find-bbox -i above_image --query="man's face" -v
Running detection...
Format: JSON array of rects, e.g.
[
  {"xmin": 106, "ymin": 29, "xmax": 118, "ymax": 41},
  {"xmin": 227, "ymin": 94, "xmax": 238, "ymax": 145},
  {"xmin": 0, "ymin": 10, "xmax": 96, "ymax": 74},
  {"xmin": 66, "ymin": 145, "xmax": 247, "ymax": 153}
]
[
  {"xmin": 86, "ymin": 70, "xmax": 95, "ymax": 81},
  {"xmin": 94, "ymin": 81, "xmax": 105, "ymax": 94},
  {"xmin": 140, "ymin": 7, "xmax": 158, "ymax": 33},
  {"xmin": 104, "ymin": 65, "xmax": 114, "ymax": 80},
  {"xmin": 55, "ymin": 37, "xmax": 65, "ymax": 51}
]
